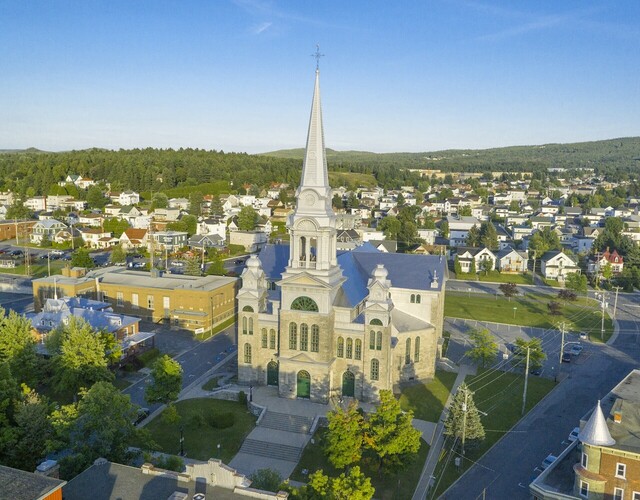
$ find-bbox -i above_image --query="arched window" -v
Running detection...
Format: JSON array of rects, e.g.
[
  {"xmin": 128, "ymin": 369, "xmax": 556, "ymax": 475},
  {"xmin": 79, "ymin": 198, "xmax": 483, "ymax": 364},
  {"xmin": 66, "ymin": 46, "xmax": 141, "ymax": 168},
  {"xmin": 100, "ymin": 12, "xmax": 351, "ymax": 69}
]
[
  {"xmin": 346, "ymin": 338, "xmax": 353, "ymax": 359},
  {"xmin": 269, "ymin": 329, "xmax": 276, "ymax": 349},
  {"xmin": 355, "ymin": 339, "xmax": 362, "ymax": 360},
  {"xmin": 244, "ymin": 343, "xmax": 252, "ymax": 364},
  {"xmin": 416, "ymin": 294, "xmax": 421, "ymax": 304},
  {"xmin": 311, "ymin": 325, "xmax": 320, "ymax": 352},
  {"xmin": 405, "ymin": 338, "xmax": 411, "ymax": 365},
  {"xmin": 337, "ymin": 337, "xmax": 344, "ymax": 358},
  {"xmin": 300, "ymin": 323, "xmax": 309, "ymax": 351},
  {"xmin": 289, "ymin": 323, "xmax": 297, "ymax": 350},
  {"xmin": 261, "ymin": 328, "xmax": 267, "ymax": 348},
  {"xmin": 291, "ymin": 296, "xmax": 319, "ymax": 312},
  {"xmin": 415, "ymin": 336, "xmax": 421, "ymax": 362},
  {"xmin": 410, "ymin": 294, "xmax": 416, "ymax": 303},
  {"xmin": 371, "ymin": 359, "xmax": 379, "ymax": 381},
  {"xmin": 242, "ymin": 305, "xmax": 254, "ymax": 312},
  {"xmin": 248, "ymin": 317, "xmax": 254, "ymax": 335},
  {"xmin": 370, "ymin": 318, "xmax": 383, "ymax": 326},
  {"xmin": 242, "ymin": 317, "xmax": 247, "ymax": 335},
  {"xmin": 369, "ymin": 331, "xmax": 376, "ymax": 350},
  {"xmin": 376, "ymin": 331, "xmax": 382, "ymax": 351}
]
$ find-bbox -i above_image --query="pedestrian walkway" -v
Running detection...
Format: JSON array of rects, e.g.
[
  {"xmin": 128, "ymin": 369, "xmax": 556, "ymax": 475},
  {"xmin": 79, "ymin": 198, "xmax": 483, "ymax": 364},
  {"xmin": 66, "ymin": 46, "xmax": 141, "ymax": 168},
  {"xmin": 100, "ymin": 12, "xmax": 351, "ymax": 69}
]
[{"xmin": 412, "ymin": 364, "xmax": 477, "ymax": 500}]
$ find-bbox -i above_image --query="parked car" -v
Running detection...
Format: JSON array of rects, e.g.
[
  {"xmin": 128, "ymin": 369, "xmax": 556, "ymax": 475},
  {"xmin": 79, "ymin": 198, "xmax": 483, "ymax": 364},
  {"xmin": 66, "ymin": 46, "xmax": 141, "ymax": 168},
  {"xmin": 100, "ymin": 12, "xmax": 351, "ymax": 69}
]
[
  {"xmin": 133, "ymin": 408, "xmax": 150, "ymax": 426},
  {"xmin": 234, "ymin": 259, "xmax": 245, "ymax": 264},
  {"xmin": 10, "ymin": 250, "xmax": 23, "ymax": 257},
  {"xmin": 570, "ymin": 344, "xmax": 584, "ymax": 356},
  {"xmin": 529, "ymin": 367, "xmax": 543, "ymax": 376},
  {"xmin": 579, "ymin": 332, "xmax": 587, "ymax": 340},
  {"xmin": 562, "ymin": 352, "xmax": 571, "ymax": 363},
  {"xmin": 171, "ymin": 260, "xmax": 184, "ymax": 267},
  {"xmin": 568, "ymin": 427, "xmax": 580, "ymax": 442},
  {"xmin": 541, "ymin": 454, "xmax": 557, "ymax": 470}
]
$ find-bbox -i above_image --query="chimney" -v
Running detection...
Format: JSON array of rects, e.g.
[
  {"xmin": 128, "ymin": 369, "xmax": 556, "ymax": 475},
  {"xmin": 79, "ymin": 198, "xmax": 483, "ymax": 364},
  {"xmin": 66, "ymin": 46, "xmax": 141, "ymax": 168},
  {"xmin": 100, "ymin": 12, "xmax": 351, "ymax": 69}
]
[{"xmin": 614, "ymin": 411, "xmax": 622, "ymax": 424}]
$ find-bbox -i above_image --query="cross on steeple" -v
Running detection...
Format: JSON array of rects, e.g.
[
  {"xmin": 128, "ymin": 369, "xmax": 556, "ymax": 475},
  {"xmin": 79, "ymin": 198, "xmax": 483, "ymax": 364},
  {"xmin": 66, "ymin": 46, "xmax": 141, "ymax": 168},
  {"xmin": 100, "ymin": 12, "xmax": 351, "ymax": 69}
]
[{"xmin": 311, "ymin": 44, "xmax": 324, "ymax": 70}]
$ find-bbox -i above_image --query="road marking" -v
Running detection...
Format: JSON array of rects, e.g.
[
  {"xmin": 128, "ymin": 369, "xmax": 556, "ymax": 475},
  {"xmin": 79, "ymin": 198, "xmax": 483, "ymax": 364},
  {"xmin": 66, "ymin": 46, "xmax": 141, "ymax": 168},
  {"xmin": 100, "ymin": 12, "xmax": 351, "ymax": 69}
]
[{"xmin": 518, "ymin": 483, "xmax": 527, "ymax": 489}]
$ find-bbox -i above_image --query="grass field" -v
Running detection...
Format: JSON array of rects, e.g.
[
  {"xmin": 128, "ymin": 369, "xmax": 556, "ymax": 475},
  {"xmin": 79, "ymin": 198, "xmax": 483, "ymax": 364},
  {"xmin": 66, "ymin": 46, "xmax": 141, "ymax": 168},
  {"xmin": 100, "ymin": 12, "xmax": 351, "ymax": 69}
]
[
  {"xmin": 292, "ymin": 427, "xmax": 429, "ymax": 500},
  {"xmin": 399, "ymin": 370, "xmax": 458, "ymax": 422},
  {"xmin": 0, "ymin": 260, "xmax": 67, "ymax": 278},
  {"xmin": 137, "ymin": 398, "xmax": 256, "ymax": 462},
  {"xmin": 432, "ymin": 369, "xmax": 556, "ymax": 496},
  {"xmin": 444, "ymin": 291, "xmax": 614, "ymax": 342},
  {"xmin": 477, "ymin": 271, "xmax": 534, "ymax": 285}
]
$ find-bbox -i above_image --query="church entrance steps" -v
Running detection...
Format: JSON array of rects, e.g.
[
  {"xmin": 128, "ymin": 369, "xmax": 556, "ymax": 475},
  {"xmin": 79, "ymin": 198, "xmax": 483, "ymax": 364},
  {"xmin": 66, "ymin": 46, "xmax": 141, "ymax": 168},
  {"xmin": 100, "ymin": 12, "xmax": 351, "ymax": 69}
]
[
  {"xmin": 239, "ymin": 438, "xmax": 303, "ymax": 462},
  {"xmin": 259, "ymin": 410, "xmax": 314, "ymax": 434}
]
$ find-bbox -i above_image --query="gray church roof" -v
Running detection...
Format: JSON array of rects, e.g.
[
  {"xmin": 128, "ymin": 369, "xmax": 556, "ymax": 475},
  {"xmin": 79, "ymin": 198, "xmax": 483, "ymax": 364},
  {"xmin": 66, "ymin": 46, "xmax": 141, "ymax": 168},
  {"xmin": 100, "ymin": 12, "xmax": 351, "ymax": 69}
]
[{"xmin": 258, "ymin": 243, "xmax": 446, "ymax": 308}]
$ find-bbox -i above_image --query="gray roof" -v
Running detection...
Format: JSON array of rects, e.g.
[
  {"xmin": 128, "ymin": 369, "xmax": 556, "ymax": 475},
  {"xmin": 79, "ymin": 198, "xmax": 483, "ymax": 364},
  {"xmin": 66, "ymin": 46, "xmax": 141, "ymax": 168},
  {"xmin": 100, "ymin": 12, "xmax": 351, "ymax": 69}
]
[
  {"xmin": 0, "ymin": 464, "xmax": 65, "ymax": 500},
  {"xmin": 579, "ymin": 400, "xmax": 615, "ymax": 446}
]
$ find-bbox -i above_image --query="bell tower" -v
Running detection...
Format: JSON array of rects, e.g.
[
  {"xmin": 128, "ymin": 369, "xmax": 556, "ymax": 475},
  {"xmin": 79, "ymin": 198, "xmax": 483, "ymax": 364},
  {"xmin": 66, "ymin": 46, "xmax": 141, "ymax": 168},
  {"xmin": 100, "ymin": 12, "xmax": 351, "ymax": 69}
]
[{"xmin": 284, "ymin": 68, "xmax": 342, "ymax": 287}]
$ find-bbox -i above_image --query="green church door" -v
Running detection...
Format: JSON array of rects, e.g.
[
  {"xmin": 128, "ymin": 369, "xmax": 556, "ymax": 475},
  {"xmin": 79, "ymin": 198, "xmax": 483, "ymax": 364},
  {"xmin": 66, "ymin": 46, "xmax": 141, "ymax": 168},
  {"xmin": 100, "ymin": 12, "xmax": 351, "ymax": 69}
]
[
  {"xmin": 297, "ymin": 370, "xmax": 311, "ymax": 399},
  {"xmin": 342, "ymin": 371, "xmax": 355, "ymax": 398},
  {"xmin": 267, "ymin": 361, "xmax": 279, "ymax": 386}
]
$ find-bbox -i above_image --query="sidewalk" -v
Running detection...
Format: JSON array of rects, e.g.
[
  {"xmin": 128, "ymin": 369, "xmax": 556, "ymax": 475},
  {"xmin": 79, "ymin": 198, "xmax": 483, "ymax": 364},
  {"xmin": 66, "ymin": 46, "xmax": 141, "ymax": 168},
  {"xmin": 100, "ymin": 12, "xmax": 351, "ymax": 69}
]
[{"xmin": 411, "ymin": 364, "xmax": 476, "ymax": 500}]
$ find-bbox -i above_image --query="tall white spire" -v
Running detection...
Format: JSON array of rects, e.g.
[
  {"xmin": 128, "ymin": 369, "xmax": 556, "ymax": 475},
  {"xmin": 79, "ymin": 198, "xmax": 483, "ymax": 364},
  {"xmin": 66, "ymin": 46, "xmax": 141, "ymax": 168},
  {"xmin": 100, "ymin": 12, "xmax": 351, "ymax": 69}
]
[
  {"xmin": 300, "ymin": 69, "xmax": 330, "ymax": 190},
  {"xmin": 578, "ymin": 400, "xmax": 615, "ymax": 447}
]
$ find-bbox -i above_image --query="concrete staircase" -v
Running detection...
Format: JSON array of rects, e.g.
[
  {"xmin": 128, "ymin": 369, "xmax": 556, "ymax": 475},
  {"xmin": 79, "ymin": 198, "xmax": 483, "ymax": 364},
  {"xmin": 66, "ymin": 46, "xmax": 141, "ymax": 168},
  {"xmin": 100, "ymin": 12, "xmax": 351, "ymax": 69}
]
[
  {"xmin": 259, "ymin": 410, "xmax": 313, "ymax": 434},
  {"xmin": 239, "ymin": 438, "xmax": 303, "ymax": 462}
]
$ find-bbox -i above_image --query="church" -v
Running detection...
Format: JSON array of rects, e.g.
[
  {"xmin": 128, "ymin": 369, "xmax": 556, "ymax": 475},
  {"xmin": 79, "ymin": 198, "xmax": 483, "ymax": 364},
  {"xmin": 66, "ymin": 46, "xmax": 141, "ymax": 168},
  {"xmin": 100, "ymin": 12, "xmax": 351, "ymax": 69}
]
[{"xmin": 237, "ymin": 68, "xmax": 446, "ymax": 403}]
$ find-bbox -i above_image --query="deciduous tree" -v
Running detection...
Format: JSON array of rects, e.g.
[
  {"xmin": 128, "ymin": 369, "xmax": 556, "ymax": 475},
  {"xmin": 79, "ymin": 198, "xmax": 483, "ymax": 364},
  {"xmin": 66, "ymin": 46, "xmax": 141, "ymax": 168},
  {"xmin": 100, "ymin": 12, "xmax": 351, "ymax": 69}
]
[
  {"xmin": 145, "ymin": 355, "xmax": 183, "ymax": 405},
  {"xmin": 324, "ymin": 401, "xmax": 364, "ymax": 468},
  {"xmin": 466, "ymin": 329, "xmax": 498, "ymax": 368},
  {"xmin": 499, "ymin": 283, "xmax": 519, "ymax": 301},
  {"xmin": 512, "ymin": 337, "xmax": 546, "ymax": 370},
  {"xmin": 237, "ymin": 206, "xmax": 258, "ymax": 231},
  {"xmin": 0, "ymin": 308, "xmax": 39, "ymax": 386}
]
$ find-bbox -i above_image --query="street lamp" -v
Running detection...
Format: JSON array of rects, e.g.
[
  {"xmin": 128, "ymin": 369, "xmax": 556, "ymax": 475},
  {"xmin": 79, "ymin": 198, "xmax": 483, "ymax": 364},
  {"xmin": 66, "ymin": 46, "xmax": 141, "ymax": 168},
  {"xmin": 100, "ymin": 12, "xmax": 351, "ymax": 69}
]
[
  {"xmin": 513, "ymin": 307, "xmax": 518, "ymax": 319},
  {"xmin": 468, "ymin": 287, "xmax": 471, "ymax": 299},
  {"xmin": 179, "ymin": 426, "xmax": 184, "ymax": 456},
  {"xmin": 217, "ymin": 443, "xmax": 221, "ymax": 459}
]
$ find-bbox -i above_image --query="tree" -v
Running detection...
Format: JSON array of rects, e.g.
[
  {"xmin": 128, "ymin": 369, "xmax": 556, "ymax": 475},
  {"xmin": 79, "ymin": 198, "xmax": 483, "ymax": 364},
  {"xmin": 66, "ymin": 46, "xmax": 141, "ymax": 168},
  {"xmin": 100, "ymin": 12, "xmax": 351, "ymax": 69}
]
[
  {"xmin": 378, "ymin": 216, "xmax": 401, "ymax": 241},
  {"xmin": 0, "ymin": 363, "xmax": 20, "ymax": 465},
  {"xmin": 458, "ymin": 205, "xmax": 472, "ymax": 217},
  {"xmin": 331, "ymin": 466, "xmax": 375, "ymax": 500},
  {"xmin": 565, "ymin": 272, "xmax": 587, "ymax": 294},
  {"xmin": 0, "ymin": 308, "xmax": 39, "ymax": 386},
  {"xmin": 547, "ymin": 301, "xmax": 562, "ymax": 316},
  {"xmin": 50, "ymin": 317, "xmax": 113, "ymax": 395},
  {"xmin": 99, "ymin": 331, "xmax": 122, "ymax": 365},
  {"xmin": 110, "ymin": 244, "xmax": 126, "ymax": 264},
  {"xmin": 40, "ymin": 233, "xmax": 52, "ymax": 248},
  {"xmin": 512, "ymin": 337, "xmax": 546, "ymax": 370},
  {"xmin": 237, "ymin": 206, "xmax": 258, "ymax": 231},
  {"xmin": 103, "ymin": 218, "xmax": 130, "ymax": 237},
  {"xmin": 499, "ymin": 283, "xmax": 519, "ymax": 301},
  {"xmin": 509, "ymin": 200, "xmax": 520, "ymax": 212},
  {"xmin": 189, "ymin": 192, "xmax": 203, "ymax": 217},
  {"xmin": 480, "ymin": 258, "xmax": 493, "ymax": 275},
  {"xmin": 86, "ymin": 186, "xmax": 107, "ymax": 209},
  {"xmin": 454, "ymin": 255, "xmax": 462, "ymax": 275},
  {"xmin": 469, "ymin": 258, "xmax": 476, "ymax": 274},
  {"xmin": 558, "ymin": 289, "xmax": 577, "ymax": 302},
  {"xmin": 396, "ymin": 192, "xmax": 405, "ymax": 207},
  {"xmin": 332, "ymin": 193, "xmax": 343, "ymax": 209},
  {"xmin": 466, "ymin": 225, "xmax": 480, "ymax": 247},
  {"xmin": 325, "ymin": 401, "xmax": 364, "ymax": 468},
  {"xmin": 205, "ymin": 249, "xmax": 226, "ymax": 276},
  {"xmin": 364, "ymin": 390, "xmax": 421, "ymax": 472},
  {"xmin": 185, "ymin": 256, "xmax": 201, "ymax": 276},
  {"xmin": 71, "ymin": 248, "xmax": 95, "ymax": 268},
  {"xmin": 150, "ymin": 193, "xmax": 169, "ymax": 211},
  {"xmin": 6, "ymin": 201, "xmax": 33, "ymax": 220},
  {"xmin": 602, "ymin": 262, "xmax": 613, "ymax": 281},
  {"xmin": 440, "ymin": 220, "xmax": 449, "ymax": 238},
  {"xmin": 249, "ymin": 468, "xmax": 284, "ymax": 493},
  {"xmin": 279, "ymin": 189, "xmax": 291, "ymax": 206},
  {"xmin": 444, "ymin": 383, "xmax": 485, "ymax": 449},
  {"xmin": 11, "ymin": 386, "xmax": 52, "ymax": 471},
  {"xmin": 145, "ymin": 355, "xmax": 183, "ymax": 405},
  {"xmin": 466, "ymin": 329, "xmax": 498, "ymax": 368},
  {"xmin": 479, "ymin": 221, "xmax": 499, "ymax": 250},
  {"xmin": 209, "ymin": 196, "xmax": 224, "ymax": 216}
]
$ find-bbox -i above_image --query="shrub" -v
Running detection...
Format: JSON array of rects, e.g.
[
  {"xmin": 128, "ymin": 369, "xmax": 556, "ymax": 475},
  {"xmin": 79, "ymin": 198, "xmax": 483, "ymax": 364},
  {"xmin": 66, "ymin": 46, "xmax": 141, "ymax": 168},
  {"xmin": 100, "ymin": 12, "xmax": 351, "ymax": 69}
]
[
  {"xmin": 249, "ymin": 468, "xmax": 284, "ymax": 492},
  {"xmin": 138, "ymin": 348, "xmax": 160, "ymax": 367},
  {"xmin": 238, "ymin": 391, "xmax": 247, "ymax": 405},
  {"xmin": 209, "ymin": 412, "xmax": 234, "ymax": 429}
]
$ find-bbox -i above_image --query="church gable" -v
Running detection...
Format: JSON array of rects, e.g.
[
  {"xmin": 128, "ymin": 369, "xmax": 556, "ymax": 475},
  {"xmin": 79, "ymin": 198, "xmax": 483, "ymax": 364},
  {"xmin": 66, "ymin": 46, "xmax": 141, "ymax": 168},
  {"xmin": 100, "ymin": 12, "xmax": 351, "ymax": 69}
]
[{"xmin": 278, "ymin": 273, "xmax": 333, "ymax": 289}]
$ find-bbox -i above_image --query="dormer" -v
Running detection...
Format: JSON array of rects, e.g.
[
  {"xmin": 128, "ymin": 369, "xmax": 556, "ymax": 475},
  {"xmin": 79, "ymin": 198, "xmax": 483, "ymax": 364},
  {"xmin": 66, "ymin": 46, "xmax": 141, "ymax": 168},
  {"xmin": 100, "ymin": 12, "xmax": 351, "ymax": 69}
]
[{"xmin": 365, "ymin": 264, "xmax": 394, "ymax": 326}]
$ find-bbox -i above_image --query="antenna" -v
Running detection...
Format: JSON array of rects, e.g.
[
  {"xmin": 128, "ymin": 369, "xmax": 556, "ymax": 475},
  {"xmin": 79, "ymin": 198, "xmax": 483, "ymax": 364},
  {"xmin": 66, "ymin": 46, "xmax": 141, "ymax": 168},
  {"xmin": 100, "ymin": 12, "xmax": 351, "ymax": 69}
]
[{"xmin": 311, "ymin": 44, "xmax": 324, "ymax": 70}]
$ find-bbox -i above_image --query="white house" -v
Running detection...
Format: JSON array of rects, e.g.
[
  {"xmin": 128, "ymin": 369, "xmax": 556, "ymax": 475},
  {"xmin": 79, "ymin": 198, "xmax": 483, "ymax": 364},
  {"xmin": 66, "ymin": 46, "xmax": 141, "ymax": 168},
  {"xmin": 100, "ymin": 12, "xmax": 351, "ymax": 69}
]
[
  {"xmin": 455, "ymin": 247, "xmax": 496, "ymax": 273},
  {"xmin": 540, "ymin": 251, "xmax": 580, "ymax": 281},
  {"xmin": 447, "ymin": 215, "xmax": 480, "ymax": 247}
]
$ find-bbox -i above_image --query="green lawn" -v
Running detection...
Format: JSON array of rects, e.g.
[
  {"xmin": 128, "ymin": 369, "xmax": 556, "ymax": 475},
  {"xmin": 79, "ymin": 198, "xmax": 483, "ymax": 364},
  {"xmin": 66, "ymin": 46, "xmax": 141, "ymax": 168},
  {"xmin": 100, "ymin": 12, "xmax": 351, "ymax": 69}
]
[
  {"xmin": 202, "ymin": 376, "xmax": 223, "ymax": 391},
  {"xmin": 432, "ymin": 369, "xmax": 555, "ymax": 496},
  {"xmin": 194, "ymin": 317, "xmax": 236, "ymax": 341},
  {"xmin": 136, "ymin": 398, "xmax": 256, "ymax": 462},
  {"xmin": 478, "ymin": 271, "xmax": 534, "ymax": 285},
  {"xmin": 444, "ymin": 291, "xmax": 614, "ymax": 341},
  {"xmin": 292, "ymin": 426, "xmax": 429, "ymax": 500},
  {"xmin": 399, "ymin": 370, "xmax": 458, "ymax": 422},
  {"xmin": 1, "ymin": 260, "xmax": 67, "ymax": 278}
]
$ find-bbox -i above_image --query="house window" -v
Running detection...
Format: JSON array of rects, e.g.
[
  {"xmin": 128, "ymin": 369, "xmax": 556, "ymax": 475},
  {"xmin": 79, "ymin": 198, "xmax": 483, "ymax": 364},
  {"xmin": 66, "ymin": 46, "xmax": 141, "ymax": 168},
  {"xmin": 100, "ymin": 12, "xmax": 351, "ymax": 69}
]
[
  {"xmin": 311, "ymin": 325, "xmax": 319, "ymax": 352},
  {"xmin": 116, "ymin": 292, "xmax": 123, "ymax": 307},
  {"xmin": 376, "ymin": 331, "xmax": 382, "ymax": 351},
  {"xmin": 579, "ymin": 481, "xmax": 588, "ymax": 498},
  {"xmin": 614, "ymin": 488, "xmax": 624, "ymax": 500},
  {"xmin": 261, "ymin": 328, "xmax": 268, "ymax": 348},
  {"xmin": 405, "ymin": 338, "xmax": 411, "ymax": 364},
  {"xmin": 346, "ymin": 338, "xmax": 353, "ymax": 359},
  {"xmin": 269, "ymin": 329, "xmax": 276, "ymax": 349},
  {"xmin": 337, "ymin": 337, "xmax": 344, "ymax": 357},
  {"xmin": 289, "ymin": 323, "xmax": 297, "ymax": 349},
  {"xmin": 147, "ymin": 295, "xmax": 154, "ymax": 310},
  {"xmin": 415, "ymin": 337, "xmax": 421, "ymax": 362},
  {"xmin": 244, "ymin": 343, "xmax": 252, "ymax": 364},
  {"xmin": 300, "ymin": 323, "xmax": 309, "ymax": 351},
  {"xmin": 355, "ymin": 339, "xmax": 362, "ymax": 360},
  {"xmin": 132, "ymin": 293, "xmax": 139, "ymax": 309},
  {"xmin": 581, "ymin": 452, "xmax": 588, "ymax": 469},
  {"xmin": 616, "ymin": 462, "xmax": 626, "ymax": 478},
  {"xmin": 369, "ymin": 330, "xmax": 376, "ymax": 350},
  {"xmin": 242, "ymin": 317, "xmax": 247, "ymax": 335},
  {"xmin": 370, "ymin": 359, "xmax": 379, "ymax": 381}
]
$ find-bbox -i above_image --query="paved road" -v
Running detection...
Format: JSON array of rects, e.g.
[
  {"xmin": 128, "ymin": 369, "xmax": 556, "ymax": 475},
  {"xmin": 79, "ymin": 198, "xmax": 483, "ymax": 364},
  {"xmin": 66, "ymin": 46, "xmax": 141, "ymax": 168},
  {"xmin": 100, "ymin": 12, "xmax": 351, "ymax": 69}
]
[
  {"xmin": 440, "ymin": 293, "xmax": 640, "ymax": 499},
  {"xmin": 123, "ymin": 322, "xmax": 238, "ymax": 412}
]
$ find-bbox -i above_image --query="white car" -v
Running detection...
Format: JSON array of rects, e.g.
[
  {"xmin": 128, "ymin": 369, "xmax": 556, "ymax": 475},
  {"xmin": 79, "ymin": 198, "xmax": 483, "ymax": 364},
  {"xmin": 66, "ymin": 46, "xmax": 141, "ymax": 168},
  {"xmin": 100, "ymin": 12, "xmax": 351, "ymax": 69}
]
[
  {"xmin": 579, "ymin": 332, "xmax": 587, "ymax": 340},
  {"xmin": 568, "ymin": 427, "xmax": 580, "ymax": 442},
  {"xmin": 541, "ymin": 454, "xmax": 557, "ymax": 470}
]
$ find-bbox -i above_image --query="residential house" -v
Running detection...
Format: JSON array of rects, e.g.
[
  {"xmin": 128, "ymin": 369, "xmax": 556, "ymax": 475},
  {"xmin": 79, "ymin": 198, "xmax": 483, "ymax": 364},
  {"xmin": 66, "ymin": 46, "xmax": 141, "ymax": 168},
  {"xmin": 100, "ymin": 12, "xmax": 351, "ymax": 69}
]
[
  {"xmin": 150, "ymin": 207, "xmax": 181, "ymax": 222},
  {"xmin": 110, "ymin": 190, "xmax": 140, "ymax": 206},
  {"xmin": 455, "ymin": 247, "xmax": 496, "ymax": 273},
  {"xmin": 77, "ymin": 213, "xmax": 103, "ymax": 227},
  {"xmin": 79, "ymin": 228, "xmax": 116, "ymax": 249},
  {"xmin": 447, "ymin": 215, "xmax": 481, "ymax": 247},
  {"xmin": 229, "ymin": 230, "xmax": 267, "ymax": 252},
  {"xmin": 104, "ymin": 205, "xmax": 121, "ymax": 217},
  {"xmin": 197, "ymin": 217, "xmax": 227, "ymax": 239},
  {"xmin": 496, "ymin": 247, "xmax": 528, "ymax": 273},
  {"xmin": 150, "ymin": 231, "xmax": 188, "ymax": 252},
  {"xmin": 418, "ymin": 228, "xmax": 438, "ymax": 245},
  {"xmin": 24, "ymin": 196, "xmax": 47, "ymax": 212},
  {"xmin": 589, "ymin": 248, "xmax": 624, "ymax": 276},
  {"xmin": 0, "ymin": 464, "xmax": 65, "ymax": 500},
  {"xmin": 30, "ymin": 219, "xmax": 67, "ymax": 244},
  {"xmin": 530, "ymin": 216, "xmax": 555, "ymax": 230},
  {"xmin": 119, "ymin": 228, "xmax": 148, "ymax": 250},
  {"xmin": 540, "ymin": 251, "xmax": 580, "ymax": 281},
  {"xmin": 168, "ymin": 197, "xmax": 190, "ymax": 210},
  {"xmin": 188, "ymin": 233, "xmax": 225, "ymax": 249}
]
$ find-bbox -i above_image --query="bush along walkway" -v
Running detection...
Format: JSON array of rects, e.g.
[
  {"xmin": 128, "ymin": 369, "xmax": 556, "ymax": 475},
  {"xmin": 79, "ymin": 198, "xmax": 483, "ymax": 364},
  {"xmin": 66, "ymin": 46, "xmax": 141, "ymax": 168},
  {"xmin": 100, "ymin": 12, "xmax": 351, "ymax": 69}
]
[{"xmin": 412, "ymin": 364, "xmax": 477, "ymax": 500}]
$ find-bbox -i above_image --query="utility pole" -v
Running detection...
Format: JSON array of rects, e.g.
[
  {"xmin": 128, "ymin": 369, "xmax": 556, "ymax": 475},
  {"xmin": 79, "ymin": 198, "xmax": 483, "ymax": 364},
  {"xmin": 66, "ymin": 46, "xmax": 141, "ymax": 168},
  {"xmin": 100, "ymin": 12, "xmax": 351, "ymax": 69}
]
[
  {"xmin": 461, "ymin": 387, "xmax": 468, "ymax": 456},
  {"xmin": 613, "ymin": 286, "xmax": 622, "ymax": 319},
  {"xmin": 600, "ymin": 292, "xmax": 607, "ymax": 341},
  {"xmin": 521, "ymin": 346, "xmax": 530, "ymax": 416},
  {"xmin": 47, "ymin": 251, "xmax": 51, "ymax": 277},
  {"xmin": 557, "ymin": 322, "xmax": 566, "ymax": 383}
]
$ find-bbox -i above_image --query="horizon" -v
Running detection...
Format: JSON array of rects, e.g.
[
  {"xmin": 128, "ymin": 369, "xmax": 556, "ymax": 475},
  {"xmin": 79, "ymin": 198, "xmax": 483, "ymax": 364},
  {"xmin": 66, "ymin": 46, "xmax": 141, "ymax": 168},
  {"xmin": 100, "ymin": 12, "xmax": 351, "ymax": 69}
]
[{"xmin": 1, "ymin": 1, "xmax": 639, "ymax": 153}]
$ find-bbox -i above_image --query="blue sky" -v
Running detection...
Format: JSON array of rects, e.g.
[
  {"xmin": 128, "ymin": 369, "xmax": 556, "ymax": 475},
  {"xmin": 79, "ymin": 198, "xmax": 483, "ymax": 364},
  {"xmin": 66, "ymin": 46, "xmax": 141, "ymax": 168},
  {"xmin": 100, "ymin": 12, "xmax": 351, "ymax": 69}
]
[{"xmin": 0, "ymin": 0, "xmax": 638, "ymax": 153}]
